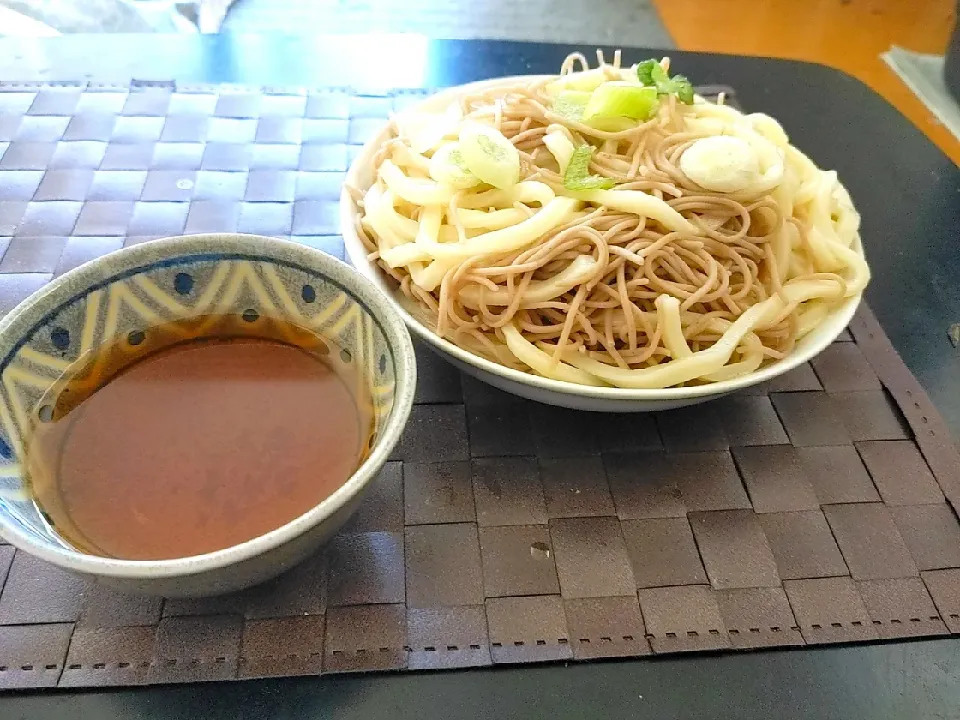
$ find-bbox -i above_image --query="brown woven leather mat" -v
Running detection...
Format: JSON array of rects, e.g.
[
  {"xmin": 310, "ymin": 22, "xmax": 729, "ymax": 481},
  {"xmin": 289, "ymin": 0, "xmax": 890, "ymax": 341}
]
[{"xmin": 0, "ymin": 81, "xmax": 959, "ymax": 691}]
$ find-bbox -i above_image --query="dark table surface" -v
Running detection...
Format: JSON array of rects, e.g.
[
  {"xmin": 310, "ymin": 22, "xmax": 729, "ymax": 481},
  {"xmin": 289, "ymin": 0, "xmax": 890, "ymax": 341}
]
[{"xmin": 0, "ymin": 34, "xmax": 959, "ymax": 720}]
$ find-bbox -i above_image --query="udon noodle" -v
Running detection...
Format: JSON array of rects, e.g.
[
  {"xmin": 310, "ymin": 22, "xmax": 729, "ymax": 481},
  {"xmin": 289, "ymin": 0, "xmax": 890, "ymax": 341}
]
[{"xmin": 351, "ymin": 50, "xmax": 870, "ymax": 388}]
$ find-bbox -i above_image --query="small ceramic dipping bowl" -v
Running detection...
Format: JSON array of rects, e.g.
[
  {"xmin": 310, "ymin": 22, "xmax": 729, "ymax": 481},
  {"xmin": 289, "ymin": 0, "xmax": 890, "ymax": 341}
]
[{"xmin": 0, "ymin": 233, "xmax": 416, "ymax": 597}]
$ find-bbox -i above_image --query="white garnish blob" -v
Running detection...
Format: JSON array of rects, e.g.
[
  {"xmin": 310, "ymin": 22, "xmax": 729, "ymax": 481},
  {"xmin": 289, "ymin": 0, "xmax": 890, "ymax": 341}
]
[{"xmin": 679, "ymin": 135, "xmax": 760, "ymax": 193}]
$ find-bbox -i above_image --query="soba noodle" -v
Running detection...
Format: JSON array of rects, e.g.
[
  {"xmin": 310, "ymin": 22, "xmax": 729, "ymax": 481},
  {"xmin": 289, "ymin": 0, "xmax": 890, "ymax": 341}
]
[{"xmin": 352, "ymin": 50, "xmax": 870, "ymax": 389}]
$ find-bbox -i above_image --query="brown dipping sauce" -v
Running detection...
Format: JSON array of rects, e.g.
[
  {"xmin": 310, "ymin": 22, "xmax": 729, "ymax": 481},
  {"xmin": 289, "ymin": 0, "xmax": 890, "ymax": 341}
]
[{"xmin": 26, "ymin": 315, "xmax": 373, "ymax": 561}]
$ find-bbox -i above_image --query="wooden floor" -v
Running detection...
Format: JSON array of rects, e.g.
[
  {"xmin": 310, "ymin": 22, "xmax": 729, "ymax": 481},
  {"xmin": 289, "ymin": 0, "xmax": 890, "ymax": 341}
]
[{"xmin": 652, "ymin": 0, "xmax": 960, "ymax": 165}]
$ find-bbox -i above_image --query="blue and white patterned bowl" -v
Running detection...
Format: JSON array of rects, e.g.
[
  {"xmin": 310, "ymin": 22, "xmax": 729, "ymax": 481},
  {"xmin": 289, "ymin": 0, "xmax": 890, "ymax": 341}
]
[{"xmin": 0, "ymin": 233, "xmax": 416, "ymax": 597}]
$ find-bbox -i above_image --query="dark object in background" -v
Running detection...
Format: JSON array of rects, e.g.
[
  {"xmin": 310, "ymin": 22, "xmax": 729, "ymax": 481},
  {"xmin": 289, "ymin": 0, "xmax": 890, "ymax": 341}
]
[{"xmin": 947, "ymin": 2, "xmax": 960, "ymax": 102}]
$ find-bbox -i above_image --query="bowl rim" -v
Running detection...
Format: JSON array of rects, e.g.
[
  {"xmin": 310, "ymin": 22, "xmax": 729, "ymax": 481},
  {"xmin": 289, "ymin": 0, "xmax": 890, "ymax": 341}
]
[
  {"xmin": 339, "ymin": 76, "xmax": 864, "ymax": 403},
  {"xmin": 0, "ymin": 232, "xmax": 417, "ymax": 579}
]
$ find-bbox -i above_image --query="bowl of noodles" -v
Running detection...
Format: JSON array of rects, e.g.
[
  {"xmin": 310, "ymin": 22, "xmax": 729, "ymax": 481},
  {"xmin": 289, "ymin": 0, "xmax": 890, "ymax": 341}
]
[{"xmin": 341, "ymin": 51, "xmax": 870, "ymax": 411}]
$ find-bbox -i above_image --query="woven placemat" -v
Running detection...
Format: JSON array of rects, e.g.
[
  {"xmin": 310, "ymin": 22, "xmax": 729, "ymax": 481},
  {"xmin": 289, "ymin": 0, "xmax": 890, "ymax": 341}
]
[{"xmin": 0, "ymin": 81, "xmax": 958, "ymax": 691}]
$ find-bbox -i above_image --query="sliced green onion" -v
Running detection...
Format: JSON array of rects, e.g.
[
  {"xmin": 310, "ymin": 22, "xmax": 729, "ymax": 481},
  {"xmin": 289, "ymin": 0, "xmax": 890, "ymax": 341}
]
[
  {"xmin": 458, "ymin": 122, "xmax": 520, "ymax": 190},
  {"xmin": 563, "ymin": 145, "xmax": 615, "ymax": 191},
  {"xmin": 584, "ymin": 117, "xmax": 639, "ymax": 132},
  {"xmin": 582, "ymin": 82, "xmax": 659, "ymax": 122},
  {"xmin": 552, "ymin": 90, "xmax": 592, "ymax": 122},
  {"xmin": 429, "ymin": 142, "xmax": 481, "ymax": 189}
]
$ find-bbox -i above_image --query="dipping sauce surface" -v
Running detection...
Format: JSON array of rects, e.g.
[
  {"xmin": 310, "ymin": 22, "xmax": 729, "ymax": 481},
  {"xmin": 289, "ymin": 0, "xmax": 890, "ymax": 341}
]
[{"xmin": 27, "ymin": 318, "xmax": 372, "ymax": 561}]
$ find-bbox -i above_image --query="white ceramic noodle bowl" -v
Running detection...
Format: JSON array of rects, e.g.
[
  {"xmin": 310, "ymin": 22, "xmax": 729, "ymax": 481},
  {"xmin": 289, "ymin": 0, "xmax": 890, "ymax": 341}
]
[{"xmin": 341, "ymin": 76, "xmax": 864, "ymax": 412}]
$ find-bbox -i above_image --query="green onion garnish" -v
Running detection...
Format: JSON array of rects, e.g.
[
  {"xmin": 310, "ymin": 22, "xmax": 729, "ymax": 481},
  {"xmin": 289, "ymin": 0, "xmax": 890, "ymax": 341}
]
[
  {"xmin": 582, "ymin": 82, "xmax": 659, "ymax": 122},
  {"xmin": 637, "ymin": 59, "xmax": 694, "ymax": 105},
  {"xmin": 563, "ymin": 145, "xmax": 616, "ymax": 191},
  {"xmin": 553, "ymin": 90, "xmax": 591, "ymax": 122}
]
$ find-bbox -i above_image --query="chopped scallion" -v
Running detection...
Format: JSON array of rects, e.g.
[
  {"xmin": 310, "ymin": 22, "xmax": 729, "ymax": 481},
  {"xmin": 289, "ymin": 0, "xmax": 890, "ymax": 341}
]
[
  {"xmin": 458, "ymin": 123, "xmax": 520, "ymax": 190},
  {"xmin": 582, "ymin": 82, "xmax": 659, "ymax": 122},
  {"xmin": 563, "ymin": 145, "xmax": 616, "ymax": 191},
  {"xmin": 552, "ymin": 90, "xmax": 592, "ymax": 122}
]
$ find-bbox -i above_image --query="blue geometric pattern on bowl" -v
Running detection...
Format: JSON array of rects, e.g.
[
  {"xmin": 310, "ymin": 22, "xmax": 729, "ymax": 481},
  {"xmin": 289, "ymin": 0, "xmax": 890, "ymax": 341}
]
[{"xmin": 0, "ymin": 251, "xmax": 397, "ymax": 554}]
